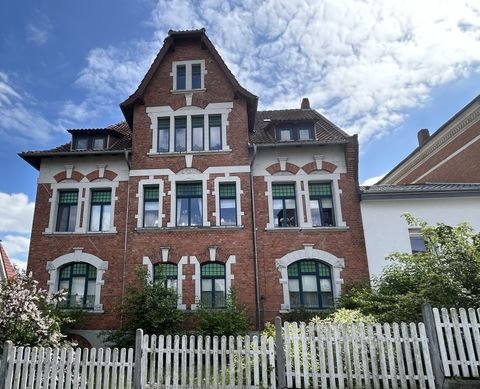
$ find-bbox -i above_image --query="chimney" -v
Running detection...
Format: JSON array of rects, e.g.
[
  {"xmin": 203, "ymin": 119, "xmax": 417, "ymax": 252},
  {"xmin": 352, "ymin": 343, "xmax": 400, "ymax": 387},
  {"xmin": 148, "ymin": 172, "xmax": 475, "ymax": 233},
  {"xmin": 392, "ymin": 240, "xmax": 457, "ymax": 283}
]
[
  {"xmin": 417, "ymin": 128, "xmax": 430, "ymax": 147},
  {"xmin": 301, "ymin": 97, "xmax": 310, "ymax": 110}
]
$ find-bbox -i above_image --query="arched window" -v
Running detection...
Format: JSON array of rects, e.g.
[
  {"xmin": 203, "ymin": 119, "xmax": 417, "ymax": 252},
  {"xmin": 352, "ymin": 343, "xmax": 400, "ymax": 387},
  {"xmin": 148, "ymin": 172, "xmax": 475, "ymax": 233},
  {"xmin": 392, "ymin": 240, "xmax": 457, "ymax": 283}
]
[
  {"xmin": 153, "ymin": 262, "xmax": 178, "ymax": 289},
  {"xmin": 58, "ymin": 262, "xmax": 97, "ymax": 309},
  {"xmin": 201, "ymin": 262, "xmax": 226, "ymax": 308},
  {"xmin": 288, "ymin": 260, "xmax": 333, "ymax": 309}
]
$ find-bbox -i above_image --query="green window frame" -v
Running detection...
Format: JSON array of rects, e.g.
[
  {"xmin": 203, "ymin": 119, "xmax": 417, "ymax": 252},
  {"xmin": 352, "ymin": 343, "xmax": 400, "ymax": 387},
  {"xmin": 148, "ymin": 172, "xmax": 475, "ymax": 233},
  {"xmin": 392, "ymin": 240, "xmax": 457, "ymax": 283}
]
[
  {"xmin": 201, "ymin": 262, "xmax": 226, "ymax": 308},
  {"xmin": 176, "ymin": 64, "xmax": 186, "ymax": 90},
  {"xmin": 143, "ymin": 186, "xmax": 160, "ymax": 228},
  {"xmin": 272, "ymin": 183, "xmax": 297, "ymax": 227},
  {"xmin": 153, "ymin": 263, "xmax": 178, "ymax": 290},
  {"xmin": 174, "ymin": 117, "xmax": 187, "ymax": 152},
  {"xmin": 288, "ymin": 260, "xmax": 333, "ymax": 309},
  {"xmin": 191, "ymin": 115, "xmax": 204, "ymax": 151},
  {"xmin": 219, "ymin": 183, "xmax": 237, "ymax": 226},
  {"xmin": 209, "ymin": 115, "xmax": 222, "ymax": 150},
  {"xmin": 58, "ymin": 262, "xmax": 97, "ymax": 309},
  {"xmin": 56, "ymin": 191, "xmax": 78, "ymax": 232},
  {"xmin": 89, "ymin": 190, "xmax": 112, "ymax": 232},
  {"xmin": 191, "ymin": 64, "xmax": 202, "ymax": 89},
  {"xmin": 176, "ymin": 182, "xmax": 203, "ymax": 226},
  {"xmin": 157, "ymin": 117, "xmax": 170, "ymax": 152},
  {"xmin": 309, "ymin": 183, "xmax": 335, "ymax": 227}
]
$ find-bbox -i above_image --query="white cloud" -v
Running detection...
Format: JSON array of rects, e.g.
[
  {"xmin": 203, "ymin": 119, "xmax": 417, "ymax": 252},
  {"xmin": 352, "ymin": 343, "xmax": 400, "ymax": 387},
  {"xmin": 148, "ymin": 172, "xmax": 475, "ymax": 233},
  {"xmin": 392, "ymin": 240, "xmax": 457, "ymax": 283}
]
[
  {"xmin": 73, "ymin": 0, "xmax": 480, "ymax": 144},
  {"xmin": 362, "ymin": 174, "xmax": 386, "ymax": 186},
  {"xmin": 2, "ymin": 234, "xmax": 30, "ymax": 271},
  {"xmin": 25, "ymin": 10, "xmax": 52, "ymax": 46},
  {"xmin": 0, "ymin": 71, "xmax": 65, "ymax": 144},
  {"xmin": 0, "ymin": 193, "xmax": 35, "ymax": 233}
]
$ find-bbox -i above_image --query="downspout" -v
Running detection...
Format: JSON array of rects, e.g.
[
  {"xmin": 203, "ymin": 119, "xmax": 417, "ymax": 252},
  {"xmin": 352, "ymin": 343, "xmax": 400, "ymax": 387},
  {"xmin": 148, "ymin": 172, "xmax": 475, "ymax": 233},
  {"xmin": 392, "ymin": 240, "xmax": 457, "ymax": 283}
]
[
  {"xmin": 249, "ymin": 143, "xmax": 262, "ymax": 330},
  {"xmin": 120, "ymin": 149, "xmax": 131, "ymax": 328}
]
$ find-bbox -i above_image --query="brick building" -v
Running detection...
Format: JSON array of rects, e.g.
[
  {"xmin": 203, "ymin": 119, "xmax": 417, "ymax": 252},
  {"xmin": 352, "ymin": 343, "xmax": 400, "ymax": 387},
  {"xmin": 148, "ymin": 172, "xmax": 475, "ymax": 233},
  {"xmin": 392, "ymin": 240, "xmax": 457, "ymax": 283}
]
[
  {"xmin": 361, "ymin": 95, "xmax": 480, "ymax": 277},
  {"xmin": 20, "ymin": 29, "xmax": 370, "ymax": 345}
]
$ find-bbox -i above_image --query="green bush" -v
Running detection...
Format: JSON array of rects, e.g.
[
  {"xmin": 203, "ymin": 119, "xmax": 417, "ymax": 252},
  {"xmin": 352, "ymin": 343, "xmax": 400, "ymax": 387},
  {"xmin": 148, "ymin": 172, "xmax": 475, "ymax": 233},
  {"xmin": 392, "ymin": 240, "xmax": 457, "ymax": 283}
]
[
  {"xmin": 104, "ymin": 267, "xmax": 184, "ymax": 348},
  {"xmin": 196, "ymin": 290, "xmax": 251, "ymax": 337}
]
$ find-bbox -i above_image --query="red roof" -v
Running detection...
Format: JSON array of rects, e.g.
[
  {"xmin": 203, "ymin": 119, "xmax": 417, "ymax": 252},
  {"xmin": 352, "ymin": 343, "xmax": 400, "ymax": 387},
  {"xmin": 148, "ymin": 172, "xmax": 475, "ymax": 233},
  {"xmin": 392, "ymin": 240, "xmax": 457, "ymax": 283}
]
[{"xmin": 0, "ymin": 242, "xmax": 16, "ymax": 280}]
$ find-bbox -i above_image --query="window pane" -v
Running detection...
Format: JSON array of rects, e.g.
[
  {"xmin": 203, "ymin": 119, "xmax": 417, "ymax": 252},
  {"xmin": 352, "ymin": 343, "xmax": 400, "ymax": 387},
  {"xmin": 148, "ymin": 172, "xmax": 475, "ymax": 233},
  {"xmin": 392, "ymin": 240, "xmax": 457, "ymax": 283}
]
[
  {"xmin": 209, "ymin": 115, "xmax": 222, "ymax": 150},
  {"xmin": 177, "ymin": 198, "xmax": 189, "ymax": 226},
  {"xmin": 220, "ymin": 199, "xmax": 236, "ymax": 226},
  {"xmin": 298, "ymin": 128, "xmax": 312, "ymax": 140},
  {"xmin": 176, "ymin": 65, "xmax": 186, "ymax": 90},
  {"xmin": 310, "ymin": 200, "xmax": 321, "ymax": 227},
  {"xmin": 144, "ymin": 187, "xmax": 159, "ymax": 200},
  {"xmin": 90, "ymin": 205, "xmax": 101, "ymax": 231},
  {"xmin": 273, "ymin": 199, "xmax": 284, "ymax": 227},
  {"xmin": 303, "ymin": 292, "xmax": 318, "ymax": 308},
  {"xmin": 190, "ymin": 198, "xmax": 202, "ymax": 226},
  {"xmin": 59, "ymin": 280, "xmax": 69, "ymax": 291},
  {"xmin": 158, "ymin": 117, "xmax": 170, "ymax": 152},
  {"xmin": 321, "ymin": 292, "xmax": 334, "ymax": 308},
  {"xmin": 175, "ymin": 117, "xmax": 187, "ymax": 152},
  {"xmin": 321, "ymin": 207, "xmax": 334, "ymax": 226},
  {"xmin": 192, "ymin": 64, "xmax": 201, "ymax": 89},
  {"xmin": 59, "ymin": 191, "xmax": 78, "ymax": 204},
  {"xmin": 302, "ymin": 275, "xmax": 318, "ymax": 292},
  {"xmin": 101, "ymin": 205, "xmax": 111, "ymax": 231},
  {"xmin": 219, "ymin": 183, "xmax": 236, "ymax": 197},
  {"xmin": 320, "ymin": 278, "xmax": 332, "ymax": 292},
  {"xmin": 75, "ymin": 137, "xmax": 88, "ymax": 150},
  {"xmin": 71, "ymin": 277, "xmax": 85, "ymax": 300},
  {"xmin": 144, "ymin": 202, "xmax": 159, "ymax": 227},
  {"xmin": 93, "ymin": 137, "xmax": 106, "ymax": 150},
  {"xmin": 202, "ymin": 263, "xmax": 225, "ymax": 276},
  {"xmin": 272, "ymin": 184, "xmax": 295, "ymax": 197},
  {"xmin": 288, "ymin": 278, "xmax": 299, "ymax": 292},
  {"xmin": 309, "ymin": 183, "xmax": 332, "ymax": 196},
  {"xmin": 177, "ymin": 183, "xmax": 202, "ymax": 197},
  {"xmin": 279, "ymin": 129, "xmax": 292, "ymax": 141},
  {"xmin": 410, "ymin": 236, "xmax": 426, "ymax": 253},
  {"xmin": 202, "ymin": 279, "xmax": 212, "ymax": 292},
  {"xmin": 192, "ymin": 125, "xmax": 204, "ymax": 151},
  {"xmin": 91, "ymin": 190, "xmax": 111, "ymax": 204}
]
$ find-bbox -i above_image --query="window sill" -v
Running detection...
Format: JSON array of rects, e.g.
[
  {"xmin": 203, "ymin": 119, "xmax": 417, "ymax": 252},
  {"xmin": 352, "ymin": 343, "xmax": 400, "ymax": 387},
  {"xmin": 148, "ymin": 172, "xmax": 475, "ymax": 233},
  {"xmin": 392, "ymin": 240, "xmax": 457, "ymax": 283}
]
[
  {"xmin": 43, "ymin": 231, "xmax": 118, "ymax": 236},
  {"xmin": 135, "ymin": 225, "xmax": 244, "ymax": 232},
  {"xmin": 170, "ymin": 88, "xmax": 206, "ymax": 94},
  {"xmin": 265, "ymin": 226, "xmax": 349, "ymax": 232},
  {"xmin": 147, "ymin": 149, "xmax": 231, "ymax": 156}
]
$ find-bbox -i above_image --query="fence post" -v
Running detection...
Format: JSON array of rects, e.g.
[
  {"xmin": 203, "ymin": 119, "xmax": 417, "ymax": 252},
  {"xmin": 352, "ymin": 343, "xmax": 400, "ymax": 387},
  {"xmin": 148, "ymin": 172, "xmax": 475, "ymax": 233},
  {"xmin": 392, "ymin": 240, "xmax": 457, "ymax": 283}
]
[
  {"xmin": 134, "ymin": 329, "xmax": 144, "ymax": 389},
  {"xmin": 422, "ymin": 303, "xmax": 445, "ymax": 388},
  {"xmin": 0, "ymin": 341, "xmax": 13, "ymax": 389},
  {"xmin": 275, "ymin": 316, "xmax": 286, "ymax": 389}
]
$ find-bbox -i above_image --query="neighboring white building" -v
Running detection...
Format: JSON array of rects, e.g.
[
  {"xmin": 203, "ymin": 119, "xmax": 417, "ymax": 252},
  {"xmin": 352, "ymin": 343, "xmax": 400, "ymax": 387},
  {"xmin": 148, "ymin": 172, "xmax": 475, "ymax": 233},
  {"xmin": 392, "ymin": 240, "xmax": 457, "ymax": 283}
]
[{"xmin": 361, "ymin": 183, "xmax": 480, "ymax": 277}]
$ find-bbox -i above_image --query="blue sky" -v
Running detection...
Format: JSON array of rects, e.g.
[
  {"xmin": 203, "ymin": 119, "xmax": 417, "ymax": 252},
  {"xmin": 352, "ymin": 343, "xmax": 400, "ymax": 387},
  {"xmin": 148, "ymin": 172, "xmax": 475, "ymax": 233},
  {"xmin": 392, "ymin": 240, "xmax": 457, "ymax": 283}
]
[{"xmin": 1, "ymin": 0, "xmax": 480, "ymax": 268}]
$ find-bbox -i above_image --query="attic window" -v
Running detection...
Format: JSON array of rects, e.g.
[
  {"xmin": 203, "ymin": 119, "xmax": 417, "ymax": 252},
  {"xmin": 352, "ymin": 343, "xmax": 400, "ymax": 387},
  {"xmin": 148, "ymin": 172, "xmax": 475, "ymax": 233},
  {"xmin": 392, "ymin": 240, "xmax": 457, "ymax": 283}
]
[
  {"xmin": 277, "ymin": 126, "xmax": 313, "ymax": 142},
  {"xmin": 73, "ymin": 135, "xmax": 107, "ymax": 151},
  {"xmin": 172, "ymin": 60, "xmax": 205, "ymax": 91}
]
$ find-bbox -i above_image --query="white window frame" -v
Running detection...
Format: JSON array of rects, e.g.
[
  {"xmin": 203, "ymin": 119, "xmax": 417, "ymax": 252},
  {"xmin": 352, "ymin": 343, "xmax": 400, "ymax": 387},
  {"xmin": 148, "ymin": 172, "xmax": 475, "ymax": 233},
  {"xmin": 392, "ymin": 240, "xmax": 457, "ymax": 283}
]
[
  {"xmin": 46, "ymin": 248, "xmax": 108, "ymax": 313},
  {"xmin": 214, "ymin": 176, "xmax": 243, "ymax": 227},
  {"xmin": 146, "ymin": 103, "xmax": 233, "ymax": 154},
  {"xmin": 171, "ymin": 60, "xmax": 206, "ymax": 91},
  {"xmin": 136, "ymin": 179, "xmax": 164, "ymax": 228},
  {"xmin": 276, "ymin": 245, "xmax": 344, "ymax": 312},
  {"xmin": 143, "ymin": 255, "xmax": 188, "ymax": 310},
  {"xmin": 46, "ymin": 181, "xmax": 119, "ymax": 234},
  {"xmin": 167, "ymin": 171, "xmax": 210, "ymax": 228}
]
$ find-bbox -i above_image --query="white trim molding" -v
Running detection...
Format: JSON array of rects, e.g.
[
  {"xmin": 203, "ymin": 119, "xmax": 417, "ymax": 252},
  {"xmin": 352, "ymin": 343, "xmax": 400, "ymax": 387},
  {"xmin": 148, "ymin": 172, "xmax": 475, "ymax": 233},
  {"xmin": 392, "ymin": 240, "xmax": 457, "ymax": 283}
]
[
  {"xmin": 46, "ymin": 248, "xmax": 108, "ymax": 312},
  {"xmin": 136, "ymin": 178, "xmax": 164, "ymax": 228},
  {"xmin": 171, "ymin": 59, "xmax": 206, "ymax": 92},
  {"xmin": 213, "ymin": 176, "xmax": 243, "ymax": 226},
  {"xmin": 276, "ymin": 245, "xmax": 345, "ymax": 312}
]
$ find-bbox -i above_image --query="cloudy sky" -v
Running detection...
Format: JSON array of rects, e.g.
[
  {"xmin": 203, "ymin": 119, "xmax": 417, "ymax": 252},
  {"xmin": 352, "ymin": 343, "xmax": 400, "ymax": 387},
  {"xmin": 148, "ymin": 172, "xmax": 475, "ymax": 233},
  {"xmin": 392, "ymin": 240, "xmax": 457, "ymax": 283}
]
[{"xmin": 1, "ymin": 0, "xmax": 480, "ymax": 268}]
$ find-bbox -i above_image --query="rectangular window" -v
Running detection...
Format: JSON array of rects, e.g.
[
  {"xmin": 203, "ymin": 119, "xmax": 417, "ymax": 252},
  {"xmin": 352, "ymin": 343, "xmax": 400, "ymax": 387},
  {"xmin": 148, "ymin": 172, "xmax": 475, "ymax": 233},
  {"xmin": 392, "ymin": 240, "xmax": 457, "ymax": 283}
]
[
  {"xmin": 176, "ymin": 65, "xmax": 186, "ymax": 90},
  {"xmin": 191, "ymin": 64, "xmax": 202, "ymax": 89},
  {"xmin": 191, "ymin": 115, "xmax": 204, "ymax": 151},
  {"xmin": 174, "ymin": 116, "xmax": 187, "ymax": 152},
  {"xmin": 158, "ymin": 117, "xmax": 170, "ymax": 152},
  {"xmin": 74, "ymin": 137, "xmax": 88, "ymax": 150},
  {"xmin": 272, "ymin": 183, "xmax": 297, "ymax": 227},
  {"xmin": 309, "ymin": 183, "xmax": 335, "ymax": 227},
  {"xmin": 176, "ymin": 183, "xmax": 202, "ymax": 226},
  {"xmin": 219, "ymin": 183, "xmax": 237, "ymax": 226},
  {"xmin": 201, "ymin": 263, "xmax": 226, "ymax": 308},
  {"xmin": 56, "ymin": 191, "xmax": 78, "ymax": 232},
  {"xmin": 89, "ymin": 190, "xmax": 112, "ymax": 232},
  {"xmin": 92, "ymin": 137, "xmax": 107, "ymax": 150},
  {"xmin": 410, "ymin": 234, "xmax": 426, "ymax": 253},
  {"xmin": 143, "ymin": 186, "xmax": 160, "ymax": 228},
  {"xmin": 278, "ymin": 128, "xmax": 293, "ymax": 141},
  {"xmin": 298, "ymin": 128, "xmax": 313, "ymax": 140},
  {"xmin": 209, "ymin": 114, "xmax": 222, "ymax": 150}
]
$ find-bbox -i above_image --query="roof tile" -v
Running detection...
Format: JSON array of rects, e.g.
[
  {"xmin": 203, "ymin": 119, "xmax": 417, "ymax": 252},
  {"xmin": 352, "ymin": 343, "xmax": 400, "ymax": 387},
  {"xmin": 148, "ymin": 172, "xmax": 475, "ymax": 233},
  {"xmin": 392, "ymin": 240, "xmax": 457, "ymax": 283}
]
[{"xmin": 0, "ymin": 243, "xmax": 16, "ymax": 280}]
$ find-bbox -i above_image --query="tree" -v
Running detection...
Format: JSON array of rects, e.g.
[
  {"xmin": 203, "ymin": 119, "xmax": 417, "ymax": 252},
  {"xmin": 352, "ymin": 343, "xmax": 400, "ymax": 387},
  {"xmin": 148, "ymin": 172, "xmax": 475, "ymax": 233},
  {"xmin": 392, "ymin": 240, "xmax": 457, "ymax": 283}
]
[
  {"xmin": 104, "ymin": 267, "xmax": 184, "ymax": 348},
  {"xmin": 340, "ymin": 217, "xmax": 480, "ymax": 322},
  {"xmin": 0, "ymin": 272, "xmax": 73, "ymax": 347}
]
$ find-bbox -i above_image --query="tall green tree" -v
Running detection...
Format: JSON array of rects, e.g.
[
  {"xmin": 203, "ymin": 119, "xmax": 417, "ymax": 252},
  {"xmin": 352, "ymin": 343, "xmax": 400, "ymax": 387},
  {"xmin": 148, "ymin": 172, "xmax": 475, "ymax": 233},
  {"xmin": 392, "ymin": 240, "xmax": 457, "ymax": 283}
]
[{"xmin": 340, "ymin": 217, "xmax": 480, "ymax": 322}]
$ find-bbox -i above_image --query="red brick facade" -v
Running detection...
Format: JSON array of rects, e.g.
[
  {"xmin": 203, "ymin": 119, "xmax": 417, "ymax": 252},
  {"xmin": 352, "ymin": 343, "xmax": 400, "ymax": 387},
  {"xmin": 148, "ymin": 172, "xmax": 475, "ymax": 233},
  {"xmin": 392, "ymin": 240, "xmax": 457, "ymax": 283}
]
[{"xmin": 23, "ymin": 30, "xmax": 370, "ymax": 334}]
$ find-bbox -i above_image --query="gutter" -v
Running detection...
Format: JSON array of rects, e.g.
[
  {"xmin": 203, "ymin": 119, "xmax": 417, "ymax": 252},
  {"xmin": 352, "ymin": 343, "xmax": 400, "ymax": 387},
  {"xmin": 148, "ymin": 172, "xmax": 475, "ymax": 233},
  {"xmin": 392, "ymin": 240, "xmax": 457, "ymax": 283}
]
[{"xmin": 249, "ymin": 144, "xmax": 262, "ymax": 330}]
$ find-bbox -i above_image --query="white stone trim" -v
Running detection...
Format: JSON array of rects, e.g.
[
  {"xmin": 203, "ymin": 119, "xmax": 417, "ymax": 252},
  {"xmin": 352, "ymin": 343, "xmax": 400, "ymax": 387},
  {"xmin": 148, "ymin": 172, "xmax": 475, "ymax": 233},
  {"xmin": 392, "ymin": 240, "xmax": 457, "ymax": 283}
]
[
  {"xmin": 167, "ymin": 171, "xmax": 210, "ymax": 228},
  {"xmin": 46, "ymin": 248, "xmax": 108, "ymax": 312},
  {"xmin": 275, "ymin": 246, "xmax": 344, "ymax": 312},
  {"xmin": 171, "ymin": 59, "xmax": 206, "ymax": 91},
  {"xmin": 225, "ymin": 255, "xmax": 236, "ymax": 293},
  {"xmin": 129, "ymin": 165, "xmax": 250, "ymax": 177},
  {"xmin": 146, "ymin": 102, "xmax": 233, "ymax": 154},
  {"xmin": 45, "ymin": 181, "xmax": 119, "ymax": 234},
  {"xmin": 136, "ymin": 179, "xmax": 164, "ymax": 228},
  {"xmin": 213, "ymin": 176, "xmax": 243, "ymax": 226},
  {"xmin": 143, "ymin": 255, "xmax": 188, "ymax": 310}
]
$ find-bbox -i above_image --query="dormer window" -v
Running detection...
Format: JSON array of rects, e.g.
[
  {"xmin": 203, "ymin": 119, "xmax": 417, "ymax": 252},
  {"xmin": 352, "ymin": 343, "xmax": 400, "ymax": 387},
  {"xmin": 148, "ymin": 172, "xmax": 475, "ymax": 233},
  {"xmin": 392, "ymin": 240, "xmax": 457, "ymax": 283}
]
[
  {"xmin": 172, "ymin": 60, "xmax": 205, "ymax": 91},
  {"xmin": 73, "ymin": 135, "xmax": 107, "ymax": 151},
  {"xmin": 277, "ymin": 126, "xmax": 313, "ymax": 142}
]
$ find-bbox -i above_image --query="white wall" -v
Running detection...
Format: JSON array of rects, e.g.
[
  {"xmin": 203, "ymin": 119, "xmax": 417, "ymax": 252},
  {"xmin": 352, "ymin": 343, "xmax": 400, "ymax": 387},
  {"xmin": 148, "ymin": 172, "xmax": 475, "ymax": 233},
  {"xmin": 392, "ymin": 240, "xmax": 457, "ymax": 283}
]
[{"xmin": 361, "ymin": 196, "xmax": 480, "ymax": 277}]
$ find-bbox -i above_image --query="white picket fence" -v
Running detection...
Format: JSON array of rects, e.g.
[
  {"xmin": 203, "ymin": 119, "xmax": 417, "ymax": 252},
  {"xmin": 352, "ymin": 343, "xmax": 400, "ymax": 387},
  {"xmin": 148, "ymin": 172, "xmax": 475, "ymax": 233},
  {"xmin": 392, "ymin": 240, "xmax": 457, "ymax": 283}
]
[
  {"xmin": 283, "ymin": 320, "xmax": 435, "ymax": 389},
  {"xmin": 1, "ymin": 344, "xmax": 134, "ymax": 389},
  {"xmin": 139, "ymin": 332, "xmax": 276, "ymax": 388},
  {"xmin": 433, "ymin": 307, "xmax": 480, "ymax": 378}
]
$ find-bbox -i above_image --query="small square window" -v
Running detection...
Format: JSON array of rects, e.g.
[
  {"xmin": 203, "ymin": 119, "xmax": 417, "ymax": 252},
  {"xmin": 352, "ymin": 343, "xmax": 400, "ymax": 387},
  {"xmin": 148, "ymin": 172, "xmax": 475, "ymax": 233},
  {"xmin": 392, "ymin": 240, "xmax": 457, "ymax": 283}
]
[
  {"xmin": 278, "ymin": 129, "xmax": 293, "ymax": 141},
  {"xmin": 298, "ymin": 128, "xmax": 313, "ymax": 140},
  {"xmin": 75, "ymin": 137, "xmax": 88, "ymax": 150}
]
